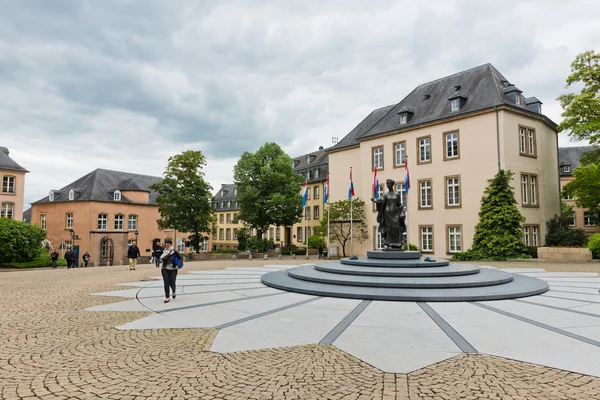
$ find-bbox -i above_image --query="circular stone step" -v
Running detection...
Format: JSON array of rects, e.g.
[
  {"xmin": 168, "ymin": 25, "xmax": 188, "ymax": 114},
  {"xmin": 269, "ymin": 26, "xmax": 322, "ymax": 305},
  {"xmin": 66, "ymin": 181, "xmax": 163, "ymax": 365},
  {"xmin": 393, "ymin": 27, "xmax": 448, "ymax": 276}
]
[
  {"xmin": 341, "ymin": 257, "xmax": 449, "ymax": 268},
  {"xmin": 261, "ymin": 269, "xmax": 549, "ymax": 302},
  {"xmin": 314, "ymin": 262, "xmax": 480, "ymax": 277},
  {"xmin": 287, "ymin": 265, "xmax": 513, "ymax": 288},
  {"xmin": 367, "ymin": 250, "xmax": 422, "ymax": 259}
]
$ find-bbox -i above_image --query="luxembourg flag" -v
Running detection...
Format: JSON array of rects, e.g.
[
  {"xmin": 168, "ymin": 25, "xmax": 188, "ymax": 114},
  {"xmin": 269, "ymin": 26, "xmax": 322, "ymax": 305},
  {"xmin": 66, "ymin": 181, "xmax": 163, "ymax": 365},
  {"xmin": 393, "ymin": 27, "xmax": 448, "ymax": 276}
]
[
  {"xmin": 301, "ymin": 178, "xmax": 309, "ymax": 207},
  {"xmin": 373, "ymin": 167, "xmax": 379, "ymax": 198},
  {"xmin": 348, "ymin": 168, "xmax": 355, "ymax": 200},
  {"xmin": 404, "ymin": 158, "xmax": 411, "ymax": 194},
  {"xmin": 323, "ymin": 176, "xmax": 329, "ymax": 204}
]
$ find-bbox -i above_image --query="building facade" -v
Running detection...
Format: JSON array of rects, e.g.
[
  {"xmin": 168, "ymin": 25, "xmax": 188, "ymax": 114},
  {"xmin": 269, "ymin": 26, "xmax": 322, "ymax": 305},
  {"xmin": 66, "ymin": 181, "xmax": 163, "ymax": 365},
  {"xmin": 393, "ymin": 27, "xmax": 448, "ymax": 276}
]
[
  {"xmin": 328, "ymin": 64, "xmax": 560, "ymax": 257},
  {"xmin": 212, "ymin": 147, "xmax": 329, "ymax": 250},
  {"xmin": 30, "ymin": 168, "xmax": 195, "ymax": 265},
  {"xmin": 559, "ymin": 146, "xmax": 600, "ymax": 236},
  {"xmin": 0, "ymin": 147, "xmax": 28, "ymax": 221}
]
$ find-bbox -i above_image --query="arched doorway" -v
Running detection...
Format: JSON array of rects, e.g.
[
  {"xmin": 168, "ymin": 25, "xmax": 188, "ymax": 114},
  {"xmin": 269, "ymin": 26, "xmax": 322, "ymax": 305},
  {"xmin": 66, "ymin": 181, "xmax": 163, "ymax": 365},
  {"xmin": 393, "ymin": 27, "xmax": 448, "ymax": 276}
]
[{"xmin": 100, "ymin": 236, "xmax": 114, "ymax": 266}]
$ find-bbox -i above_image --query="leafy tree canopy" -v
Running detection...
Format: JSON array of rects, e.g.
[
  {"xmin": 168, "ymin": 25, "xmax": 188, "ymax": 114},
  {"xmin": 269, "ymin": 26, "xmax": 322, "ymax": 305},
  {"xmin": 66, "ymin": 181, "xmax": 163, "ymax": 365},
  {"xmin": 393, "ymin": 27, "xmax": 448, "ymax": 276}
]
[
  {"xmin": 0, "ymin": 218, "xmax": 47, "ymax": 263},
  {"xmin": 470, "ymin": 170, "xmax": 529, "ymax": 260},
  {"xmin": 149, "ymin": 150, "xmax": 214, "ymax": 253},
  {"xmin": 557, "ymin": 50, "xmax": 600, "ymax": 144},
  {"xmin": 315, "ymin": 198, "xmax": 369, "ymax": 257},
  {"xmin": 233, "ymin": 142, "xmax": 303, "ymax": 238},
  {"xmin": 564, "ymin": 162, "xmax": 600, "ymax": 222}
]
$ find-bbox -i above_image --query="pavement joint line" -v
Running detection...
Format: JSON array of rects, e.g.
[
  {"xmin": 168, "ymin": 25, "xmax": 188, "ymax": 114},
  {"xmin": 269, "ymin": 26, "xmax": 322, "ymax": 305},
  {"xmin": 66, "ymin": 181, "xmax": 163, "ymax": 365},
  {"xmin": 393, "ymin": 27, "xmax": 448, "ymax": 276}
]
[
  {"xmin": 135, "ymin": 286, "xmax": 267, "ymax": 300},
  {"xmin": 159, "ymin": 292, "xmax": 285, "ymax": 314},
  {"xmin": 542, "ymin": 293, "xmax": 600, "ymax": 306},
  {"xmin": 550, "ymin": 285, "xmax": 600, "ymax": 290},
  {"xmin": 319, "ymin": 300, "xmax": 371, "ymax": 345},
  {"xmin": 418, "ymin": 302, "xmax": 477, "ymax": 353},
  {"xmin": 215, "ymin": 296, "xmax": 322, "ymax": 329},
  {"xmin": 472, "ymin": 301, "xmax": 600, "ymax": 348},
  {"xmin": 135, "ymin": 280, "xmax": 161, "ymax": 313},
  {"xmin": 548, "ymin": 288, "xmax": 600, "ymax": 296},
  {"xmin": 513, "ymin": 298, "xmax": 600, "ymax": 319}
]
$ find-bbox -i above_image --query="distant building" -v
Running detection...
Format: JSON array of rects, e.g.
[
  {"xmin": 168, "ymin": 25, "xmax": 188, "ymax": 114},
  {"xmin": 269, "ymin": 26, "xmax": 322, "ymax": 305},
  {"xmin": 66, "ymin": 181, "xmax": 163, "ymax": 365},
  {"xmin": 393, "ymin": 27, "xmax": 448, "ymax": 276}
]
[
  {"xmin": 212, "ymin": 184, "xmax": 241, "ymax": 250},
  {"xmin": 328, "ymin": 64, "xmax": 559, "ymax": 257},
  {"xmin": 0, "ymin": 146, "xmax": 29, "ymax": 222},
  {"xmin": 30, "ymin": 168, "xmax": 199, "ymax": 265},
  {"xmin": 559, "ymin": 146, "xmax": 600, "ymax": 236}
]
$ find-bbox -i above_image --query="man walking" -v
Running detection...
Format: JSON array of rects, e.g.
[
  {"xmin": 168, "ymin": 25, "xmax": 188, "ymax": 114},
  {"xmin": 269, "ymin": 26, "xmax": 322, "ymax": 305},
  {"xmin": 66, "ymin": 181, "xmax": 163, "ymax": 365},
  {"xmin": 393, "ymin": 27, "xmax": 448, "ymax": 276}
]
[
  {"xmin": 153, "ymin": 243, "xmax": 163, "ymax": 268},
  {"xmin": 65, "ymin": 248, "xmax": 74, "ymax": 269},
  {"xmin": 50, "ymin": 249, "xmax": 59, "ymax": 269},
  {"xmin": 82, "ymin": 252, "xmax": 90, "ymax": 267},
  {"xmin": 128, "ymin": 241, "xmax": 141, "ymax": 270}
]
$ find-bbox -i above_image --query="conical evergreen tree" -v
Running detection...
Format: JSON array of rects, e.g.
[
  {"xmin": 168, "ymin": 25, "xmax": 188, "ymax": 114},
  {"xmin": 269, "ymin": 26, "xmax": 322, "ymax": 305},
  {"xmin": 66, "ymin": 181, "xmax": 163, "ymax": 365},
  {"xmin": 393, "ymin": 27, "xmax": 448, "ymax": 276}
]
[{"xmin": 471, "ymin": 170, "xmax": 529, "ymax": 260}]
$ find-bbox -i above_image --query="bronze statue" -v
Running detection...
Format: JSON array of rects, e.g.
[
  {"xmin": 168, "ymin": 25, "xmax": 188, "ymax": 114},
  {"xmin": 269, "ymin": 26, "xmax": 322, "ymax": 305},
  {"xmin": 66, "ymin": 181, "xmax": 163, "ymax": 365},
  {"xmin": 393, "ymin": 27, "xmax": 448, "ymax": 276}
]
[{"xmin": 371, "ymin": 178, "xmax": 406, "ymax": 249}]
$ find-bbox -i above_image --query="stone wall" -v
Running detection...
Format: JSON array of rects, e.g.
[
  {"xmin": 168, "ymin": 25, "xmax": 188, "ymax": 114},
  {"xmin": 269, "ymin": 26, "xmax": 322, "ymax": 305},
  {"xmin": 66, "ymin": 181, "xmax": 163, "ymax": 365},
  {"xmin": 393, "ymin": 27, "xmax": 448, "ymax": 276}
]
[{"xmin": 537, "ymin": 247, "xmax": 592, "ymax": 262}]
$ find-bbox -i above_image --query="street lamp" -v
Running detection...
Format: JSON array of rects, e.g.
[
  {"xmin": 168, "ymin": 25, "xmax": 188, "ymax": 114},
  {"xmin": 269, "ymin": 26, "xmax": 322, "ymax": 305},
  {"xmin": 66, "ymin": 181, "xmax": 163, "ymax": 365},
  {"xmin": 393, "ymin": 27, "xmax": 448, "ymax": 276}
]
[
  {"xmin": 135, "ymin": 230, "xmax": 139, "ymax": 244},
  {"xmin": 69, "ymin": 229, "xmax": 77, "ymax": 267}
]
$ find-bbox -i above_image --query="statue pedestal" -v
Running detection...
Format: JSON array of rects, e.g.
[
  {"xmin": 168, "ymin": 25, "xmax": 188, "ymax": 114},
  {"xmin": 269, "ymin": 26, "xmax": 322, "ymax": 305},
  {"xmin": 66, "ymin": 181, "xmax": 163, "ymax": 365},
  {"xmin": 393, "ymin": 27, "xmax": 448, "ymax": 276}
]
[{"xmin": 366, "ymin": 250, "xmax": 421, "ymax": 260}]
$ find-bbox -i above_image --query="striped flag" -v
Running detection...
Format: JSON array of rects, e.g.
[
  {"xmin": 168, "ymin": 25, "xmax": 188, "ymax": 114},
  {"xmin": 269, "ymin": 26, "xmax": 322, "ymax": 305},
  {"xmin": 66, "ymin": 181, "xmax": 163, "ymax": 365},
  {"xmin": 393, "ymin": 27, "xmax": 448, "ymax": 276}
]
[
  {"xmin": 323, "ymin": 176, "xmax": 329, "ymax": 204},
  {"xmin": 404, "ymin": 158, "xmax": 411, "ymax": 194},
  {"xmin": 373, "ymin": 167, "xmax": 379, "ymax": 198},
  {"xmin": 348, "ymin": 168, "xmax": 355, "ymax": 200},
  {"xmin": 301, "ymin": 178, "xmax": 309, "ymax": 207}
]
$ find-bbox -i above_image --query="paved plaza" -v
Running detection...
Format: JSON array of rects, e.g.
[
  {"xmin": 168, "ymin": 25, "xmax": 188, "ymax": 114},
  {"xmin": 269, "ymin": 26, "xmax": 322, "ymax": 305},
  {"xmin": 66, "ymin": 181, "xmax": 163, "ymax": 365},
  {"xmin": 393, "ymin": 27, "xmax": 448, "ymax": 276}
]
[{"xmin": 2, "ymin": 259, "xmax": 600, "ymax": 399}]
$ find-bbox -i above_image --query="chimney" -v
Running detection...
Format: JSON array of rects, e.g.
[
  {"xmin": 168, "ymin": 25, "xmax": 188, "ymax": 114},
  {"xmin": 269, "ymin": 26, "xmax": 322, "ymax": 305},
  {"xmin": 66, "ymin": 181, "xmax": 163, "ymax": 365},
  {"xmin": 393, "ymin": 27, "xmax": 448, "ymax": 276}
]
[{"xmin": 0, "ymin": 146, "xmax": 9, "ymax": 155}]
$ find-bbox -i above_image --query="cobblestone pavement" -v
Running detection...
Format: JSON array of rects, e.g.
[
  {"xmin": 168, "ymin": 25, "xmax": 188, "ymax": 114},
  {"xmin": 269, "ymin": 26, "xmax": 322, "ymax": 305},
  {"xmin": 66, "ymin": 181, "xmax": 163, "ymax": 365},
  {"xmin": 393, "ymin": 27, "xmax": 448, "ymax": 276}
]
[{"xmin": 1, "ymin": 260, "xmax": 600, "ymax": 399}]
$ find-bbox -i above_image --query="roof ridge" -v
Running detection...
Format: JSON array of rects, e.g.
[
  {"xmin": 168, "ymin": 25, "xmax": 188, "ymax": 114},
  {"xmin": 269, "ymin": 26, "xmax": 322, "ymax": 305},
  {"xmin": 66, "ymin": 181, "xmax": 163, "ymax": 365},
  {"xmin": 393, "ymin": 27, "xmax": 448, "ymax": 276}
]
[{"xmin": 413, "ymin": 63, "xmax": 492, "ymax": 88}]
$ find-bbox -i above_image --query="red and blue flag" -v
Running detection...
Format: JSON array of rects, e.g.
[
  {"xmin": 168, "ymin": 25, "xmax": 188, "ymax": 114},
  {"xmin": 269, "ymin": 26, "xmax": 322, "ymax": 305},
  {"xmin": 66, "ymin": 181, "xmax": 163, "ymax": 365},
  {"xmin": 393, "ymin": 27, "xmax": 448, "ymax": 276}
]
[{"xmin": 348, "ymin": 168, "xmax": 355, "ymax": 200}]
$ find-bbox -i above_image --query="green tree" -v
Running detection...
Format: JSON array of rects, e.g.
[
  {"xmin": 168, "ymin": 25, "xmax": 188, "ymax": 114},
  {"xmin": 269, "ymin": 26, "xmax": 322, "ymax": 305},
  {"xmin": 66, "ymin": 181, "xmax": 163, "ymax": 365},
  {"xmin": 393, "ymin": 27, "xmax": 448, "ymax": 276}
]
[
  {"xmin": 0, "ymin": 219, "xmax": 47, "ymax": 263},
  {"xmin": 149, "ymin": 150, "xmax": 214, "ymax": 253},
  {"xmin": 307, "ymin": 235, "xmax": 326, "ymax": 249},
  {"xmin": 316, "ymin": 198, "xmax": 369, "ymax": 257},
  {"xmin": 233, "ymin": 142, "xmax": 303, "ymax": 238},
  {"xmin": 236, "ymin": 227, "xmax": 248, "ymax": 250},
  {"xmin": 564, "ymin": 162, "xmax": 600, "ymax": 221},
  {"xmin": 470, "ymin": 170, "xmax": 529, "ymax": 260},
  {"xmin": 557, "ymin": 50, "xmax": 600, "ymax": 144}
]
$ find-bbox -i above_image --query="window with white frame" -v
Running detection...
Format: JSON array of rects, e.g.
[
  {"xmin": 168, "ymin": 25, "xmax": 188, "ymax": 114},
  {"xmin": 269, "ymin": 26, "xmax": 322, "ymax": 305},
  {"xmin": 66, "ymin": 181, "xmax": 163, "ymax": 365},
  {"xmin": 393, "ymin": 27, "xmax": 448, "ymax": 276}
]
[
  {"xmin": 65, "ymin": 213, "xmax": 73, "ymax": 228},
  {"xmin": 373, "ymin": 146, "xmax": 383, "ymax": 170},
  {"xmin": 297, "ymin": 227, "xmax": 303, "ymax": 242},
  {"xmin": 219, "ymin": 228, "xmax": 224, "ymax": 240},
  {"xmin": 1, "ymin": 202, "xmax": 15, "ymax": 219},
  {"xmin": 420, "ymin": 226, "xmax": 433, "ymax": 252},
  {"xmin": 49, "ymin": 191, "xmax": 54, "ymax": 201},
  {"xmin": 226, "ymin": 213, "xmax": 231, "ymax": 223},
  {"xmin": 305, "ymin": 206, "xmax": 311, "ymax": 220},
  {"xmin": 451, "ymin": 98, "xmax": 460, "ymax": 111},
  {"xmin": 376, "ymin": 184, "xmax": 384, "ymax": 199},
  {"xmin": 226, "ymin": 228, "xmax": 231, "ymax": 240},
  {"xmin": 68, "ymin": 189, "xmax": 74, "ymax": 200},
  {"xmin": 400, "ymin": 113, "xmax": 407, "ymax": 124},
  {"xmin": 527, "ymin": 129, "xmax": 535, "ymax": 155},
  {"xmin": 2, "ymin": 176, "xmax": 15, "ymax": 193},
  {"xmin": 276, "ymin": 227, "xmax": 281, "ymax": 241},
  {"xmin": 306, "ymin": 171, "xmax": 311, "ymax": 180},
  {"xmin": 201, "ymin": 239, "xmax": 208, "ymax": 252},
  {"xmin": 446, "ymin": 177, "xmax": 460, "ymax": 207},
  {"xmin": 128, "ymin": 215, "xmax": 137, "ymax": 230},
  {"xmin": 315, "ymin": 169, "xmax": 320, "ymax": 178},
  {"xmin": 227, "ymin": 201, "xmax": 231, "ymax": 207},
  {"xmin": 584, "ymin": 212, "xmax": 594, "ymax": 226},
  {"xmin": 97, "ymin": 214, "xmax": 107, "ymax": 230},
  {"xmin": 568, "ymin": 212, "xmax": 576, "ymax": 226},
  {"xmin": 314, "ymin": 186, "xmax": 319, "ymax": 199},
  {"xmin": 396, "ymin": 183, "xmax": 407, "ymax": 206},
  {"xmin": 233, "ymin": 228, "xmax": 238, "ymax": 240},
  {"xmin": 40, "ymin": 214, "xmax": 47, "ymax": 229},
  {"xmin": 419, "ymin": 180, "xmax": 432, "ymax": 208},
  {"xmin": 418, "ymin": 137, "xmax": 431, "ymax": 163},
  {"xmin": 220, "ymin": 201, "xmax": 224, "ymax": 208},
  {"xmin": 114, "ymin": 214, "xmax": 124, "ymax": 230},
  {"xmin": 447, "ymin": 226, "xmax": 462, "ymax": 253},
  {"xmin": 127, "ymin": 239, "xmax": 134, "ymax": 248},
  {"xmin": 376, "ymin": 229, "xmax": 384, "ymax": 249},
  {"xmin": 234, "ymin": 188, "xmax": 237, "ymax": 195},
  {"xmin": 219, "ymin": 214, "xmax": 224, "ymax": 224},
  {"xmin": 176, "ymin": 237, "xmax": 185, "ymax": 252},
  {"xmin": 523, "ymin": 226, "xmax": 530, "ymax": 246},
  {"xmin": 519, "ymin": 126, "xmax": 536, "ymax": 156},
  {"xmin": 563, "ymin": 165, "xmax": 571, "ymax": 173},
  {"xmin": 445, "ymin": 132, "xmax": 459, "ymax": 159},
  {"xmin": 314, "ymin": 205, "xmax": 320, "ymax": 219},
  {"xmin": 521, "ymin": 174, "xmax": 538, "ymax": 206},
  {"xmin": 394, "ymin": 142, "xmax": 406, "ymax": 166},
  {"xmin": 64, "ymin": 240, "xmax": 73, "ymax": 249},
  {"xmin": 114, "ymin": 190, "xmax": 121, "ymax": 201},
  {"xmin": 523, "ymin": 225, "xmax": 540, "ymax": 246},
  {"xmin": 519, "ymin": 127, "xmax": 526, "ymax": 153}
]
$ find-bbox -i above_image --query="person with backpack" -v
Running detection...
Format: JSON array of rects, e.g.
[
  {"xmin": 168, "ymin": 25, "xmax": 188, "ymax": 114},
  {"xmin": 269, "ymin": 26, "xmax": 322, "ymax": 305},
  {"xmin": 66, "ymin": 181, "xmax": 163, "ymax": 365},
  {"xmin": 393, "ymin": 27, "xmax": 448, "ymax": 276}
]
[
  {"xmin": 50, "ymin": 249, "xmax": 59, "ymax": 269},
  {"xmin": 159, "ymin": 239, "xmax": 183, "ymax": 303}
]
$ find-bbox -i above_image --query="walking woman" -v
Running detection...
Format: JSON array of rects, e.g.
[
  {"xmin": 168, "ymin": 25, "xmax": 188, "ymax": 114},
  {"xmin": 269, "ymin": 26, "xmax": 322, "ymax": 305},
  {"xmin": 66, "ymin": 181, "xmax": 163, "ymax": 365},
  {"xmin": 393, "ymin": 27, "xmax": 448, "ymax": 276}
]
[{"xmin": 160, "ymin": 239, "xmax": 181, "ymax": 303}]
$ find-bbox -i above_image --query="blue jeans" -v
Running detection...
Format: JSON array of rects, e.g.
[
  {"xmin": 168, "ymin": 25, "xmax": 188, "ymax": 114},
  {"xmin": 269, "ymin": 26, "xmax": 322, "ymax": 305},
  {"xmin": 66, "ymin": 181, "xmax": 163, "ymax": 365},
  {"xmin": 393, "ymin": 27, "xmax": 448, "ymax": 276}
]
[{"xmin": 154, "ymin": 257, "xmax": 161, "ymax": 267}]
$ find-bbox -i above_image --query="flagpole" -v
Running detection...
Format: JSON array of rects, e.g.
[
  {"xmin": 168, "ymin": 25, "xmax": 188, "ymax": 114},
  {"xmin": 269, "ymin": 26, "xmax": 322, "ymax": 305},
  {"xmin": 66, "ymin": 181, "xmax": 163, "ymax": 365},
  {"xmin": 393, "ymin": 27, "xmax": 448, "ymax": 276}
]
[
  {"xmin": 405, "ymin": 156, "xmax": 409, "ymax": 250},
  {"xmin": 350, "ymin": 167, "xmax": 353, "ymax": 257},
  {"xmin": 326, "ymin": 175, "xmax": 330, "ymax": 259},
  {"xmin": 305, "ymin": 203, "xmax": 308, "ymax": 258}
]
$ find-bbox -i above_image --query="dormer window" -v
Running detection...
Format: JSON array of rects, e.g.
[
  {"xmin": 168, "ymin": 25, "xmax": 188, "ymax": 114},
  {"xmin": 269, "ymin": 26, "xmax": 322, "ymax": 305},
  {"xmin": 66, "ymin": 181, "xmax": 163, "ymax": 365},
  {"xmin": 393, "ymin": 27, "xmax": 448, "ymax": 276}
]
[
  {"xmin": 516, "ymin": 95, "xmax": 521, "ymax": 105},
  {"xmin": 306, "ymin": 155, "xmax": 311, "ymax": 164},
  {"xmin": 68, "ymin": 189, "xmax": 74, "ymax": 201},
  {"xmin": 538, "ymin": 104, "xmax": 542, "ymax": 113},
  {"xmin": 49, "ymin": 191, "xmax": 54, "ymax": 202},
  {"xmin": 234, "ymin": 188, "xmax": 237, "ymax": 196},
  {"xmin": 315, "ymin": 169, "xmax": 319, "ymax": 178},
  {"xmin": 397, "ymin": 107, "xmax": 414, "ymax": 125},
  {"xmin": 451, "ymin": 98, "xmax": 460, "ymax": 111},
  {"xmin": 563, "ymin": 165, "xmax": 571, "ymax": 173},
  {"xmin": 227, "ymin": 201, "xmax": 231, "ymax": 207},
  {"xmin": 400, "ymin": 114, "xmax": 407, "ymax": 124},
  {"xmin": 306, "ymin": 171, "xmax": 311, "ymax": 180},
  {"xmin": 114, "ymin": 190, "xmax": 121, "ymax": 201}
]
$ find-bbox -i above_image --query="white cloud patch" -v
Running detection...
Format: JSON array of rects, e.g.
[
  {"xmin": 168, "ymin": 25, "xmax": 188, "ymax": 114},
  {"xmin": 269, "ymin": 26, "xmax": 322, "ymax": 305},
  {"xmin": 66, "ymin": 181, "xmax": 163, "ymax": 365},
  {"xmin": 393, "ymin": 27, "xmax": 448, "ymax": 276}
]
[{"xmin": 0, "ymin": 0, "xmax": 599, "ymax": 209}]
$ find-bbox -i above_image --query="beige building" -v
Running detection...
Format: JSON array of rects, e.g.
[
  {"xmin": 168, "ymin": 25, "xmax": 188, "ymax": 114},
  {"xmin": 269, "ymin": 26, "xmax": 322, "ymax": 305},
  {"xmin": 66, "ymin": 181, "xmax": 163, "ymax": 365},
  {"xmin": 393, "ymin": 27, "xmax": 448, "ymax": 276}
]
[
  {"xmin": 212, "ymin": 147, "xmax": 330, "ymax": 250},
  {"xmin": 0, "ymin": 147, "xmax": 28, "ymax": 221},
  {"xmin": 328, "ymin": 64, "xmax": 560, "ymax": 258},
  {"xmin": 559, "ymin": 146, "xmax": 600, "ymax": 236},
  {"xmin": 30, "ymin": 168, "xmax": 198, "ymax": 265}
]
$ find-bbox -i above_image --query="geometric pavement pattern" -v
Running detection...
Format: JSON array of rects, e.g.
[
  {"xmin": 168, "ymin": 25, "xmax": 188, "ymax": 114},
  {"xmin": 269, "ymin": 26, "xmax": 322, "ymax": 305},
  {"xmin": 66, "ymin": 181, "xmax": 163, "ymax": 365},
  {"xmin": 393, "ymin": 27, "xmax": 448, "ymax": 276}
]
[{"xmin": 2, "ymin": 261, "xmax": 600, "ymax": 399}]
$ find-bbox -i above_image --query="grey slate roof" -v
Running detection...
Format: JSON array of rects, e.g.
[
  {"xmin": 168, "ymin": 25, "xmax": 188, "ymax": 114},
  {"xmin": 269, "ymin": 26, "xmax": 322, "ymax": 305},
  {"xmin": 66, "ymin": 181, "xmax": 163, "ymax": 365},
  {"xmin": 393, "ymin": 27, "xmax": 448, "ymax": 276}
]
[
  {"xmin": 559, "ymin": 146, "xmax": 598, "ymax": 176},
  {"xmin": 293, "ymin": 147, "xmax": 329, "ymax": 184},
  {"xmin": 329, "ymin": 105, "xmax": 396, "ymax": 151},
  {"xmin": 213, "ymin": 184, "xmax": 240, "ymax": 211},
  {"xmin": 0, "ymin": 147, "xmax": 29, "ymax": 172},
  {"xmin": 23, "ymin": 207, "xmax": 32, "ymax": 223},
  {"xmin": 332, "ymin": 64, "xmax": 557, "ymax": 147},
  {"xmin": 33, "ymin": 168, "xmax": 162, "ymax": 204}
]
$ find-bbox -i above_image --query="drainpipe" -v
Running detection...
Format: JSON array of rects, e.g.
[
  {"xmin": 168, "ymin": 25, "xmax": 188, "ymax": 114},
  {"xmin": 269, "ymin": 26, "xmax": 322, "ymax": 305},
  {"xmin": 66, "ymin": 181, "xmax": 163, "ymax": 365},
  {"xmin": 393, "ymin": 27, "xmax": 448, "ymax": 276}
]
[
  {"xmin": 495, "ymin": 106, "xmax": 501, "ymax": 172},
  {"xmin": 556, "ymin": 132, "xmax": 562, "ymax": 217}
]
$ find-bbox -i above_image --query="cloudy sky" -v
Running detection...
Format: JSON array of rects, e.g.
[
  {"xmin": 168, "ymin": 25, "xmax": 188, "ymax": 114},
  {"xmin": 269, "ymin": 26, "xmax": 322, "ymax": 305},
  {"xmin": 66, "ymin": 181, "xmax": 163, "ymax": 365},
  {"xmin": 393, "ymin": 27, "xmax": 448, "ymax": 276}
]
[{"xmin": 1, "ymin": 0, "xmax": 599, "ymax": 209}]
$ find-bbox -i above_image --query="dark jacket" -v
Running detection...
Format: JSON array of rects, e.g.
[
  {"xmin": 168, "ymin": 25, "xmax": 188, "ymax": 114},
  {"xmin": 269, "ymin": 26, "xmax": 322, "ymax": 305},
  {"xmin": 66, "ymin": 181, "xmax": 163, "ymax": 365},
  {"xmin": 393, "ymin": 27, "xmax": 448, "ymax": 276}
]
[
  {"xmin": 51, "ymin": 251, "xmax": 59, "ymax": 261},
  {"xmin": 64, "ymin": 251, "xmax": 74, "ymax": 261},
  {"xmin": 154, "ymin": 246, "xmax": 163, "ymax": 258},
  {"xmin": 82, "ymin": 253, "xmax": 90, "ymax": 262},
  {"xmin": 128, "ymin": 245, "xmax": 140, "ymax": 259}
]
